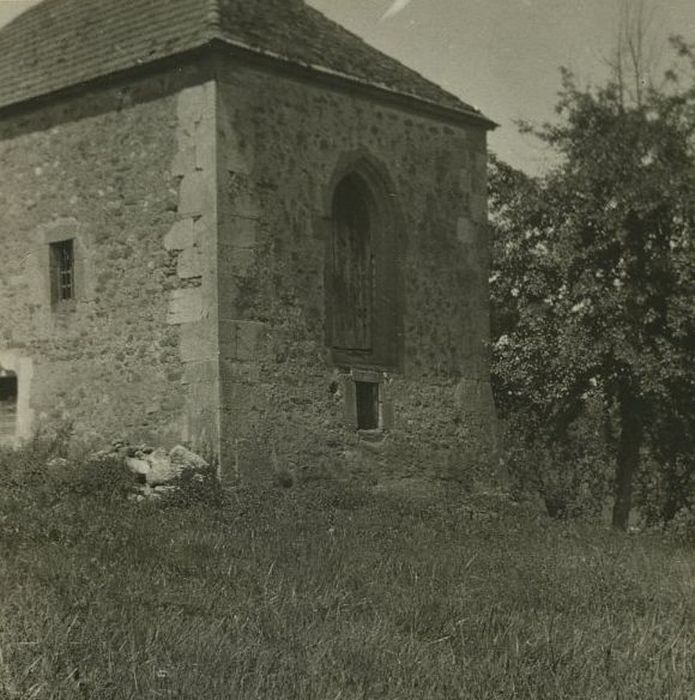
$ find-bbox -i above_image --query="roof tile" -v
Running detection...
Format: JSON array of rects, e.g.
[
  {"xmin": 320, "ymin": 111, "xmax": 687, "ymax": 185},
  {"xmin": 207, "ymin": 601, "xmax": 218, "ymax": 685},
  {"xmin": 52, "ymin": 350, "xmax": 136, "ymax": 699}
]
[{"xmin": 0, "ymin": 0, "xmax": 490, "ymax": 124}]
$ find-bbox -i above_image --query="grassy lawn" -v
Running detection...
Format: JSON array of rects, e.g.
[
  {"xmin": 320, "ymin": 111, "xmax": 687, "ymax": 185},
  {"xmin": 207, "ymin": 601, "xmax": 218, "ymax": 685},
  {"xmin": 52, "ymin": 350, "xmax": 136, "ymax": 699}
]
[{"xmin": 1, "ymin": 470, "xmax": 694, "ymax": 699}]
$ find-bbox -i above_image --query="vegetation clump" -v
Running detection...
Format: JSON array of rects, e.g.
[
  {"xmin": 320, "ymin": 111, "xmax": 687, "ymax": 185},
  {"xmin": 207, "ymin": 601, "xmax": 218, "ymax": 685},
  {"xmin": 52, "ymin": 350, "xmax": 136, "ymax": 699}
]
[{"xmin": 489, "ymin": 34, "xmax": 695, "ymax": 530}]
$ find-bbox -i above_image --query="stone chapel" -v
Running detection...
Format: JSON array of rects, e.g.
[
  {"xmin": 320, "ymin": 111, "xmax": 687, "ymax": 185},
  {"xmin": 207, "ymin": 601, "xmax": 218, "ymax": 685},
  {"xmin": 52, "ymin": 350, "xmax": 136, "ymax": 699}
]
[{"xmin": 0, "ymin": 0, "xmax": 498, "ymax": 483}]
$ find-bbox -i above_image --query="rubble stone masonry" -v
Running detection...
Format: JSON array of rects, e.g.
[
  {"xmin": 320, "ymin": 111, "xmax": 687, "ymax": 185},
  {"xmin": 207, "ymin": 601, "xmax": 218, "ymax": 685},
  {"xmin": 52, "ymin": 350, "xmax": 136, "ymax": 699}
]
[
  {"xmin": 0, "ymin": 62, "xmax": 219, "ymax": 451},
  {"xmin": 215, "ymin": 59, "xmax": 498, "ymax": 485},
  {"xmin": 0, "ymin": 54, "xmax": 498, "ymax": 486}
]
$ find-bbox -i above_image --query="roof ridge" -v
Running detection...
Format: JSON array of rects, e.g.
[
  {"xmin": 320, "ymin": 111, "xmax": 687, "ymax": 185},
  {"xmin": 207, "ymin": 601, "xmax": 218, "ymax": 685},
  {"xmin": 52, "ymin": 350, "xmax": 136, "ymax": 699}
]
[{"xmin": 205, "ymin": 0, "xmax": 222, "ymax": 35}]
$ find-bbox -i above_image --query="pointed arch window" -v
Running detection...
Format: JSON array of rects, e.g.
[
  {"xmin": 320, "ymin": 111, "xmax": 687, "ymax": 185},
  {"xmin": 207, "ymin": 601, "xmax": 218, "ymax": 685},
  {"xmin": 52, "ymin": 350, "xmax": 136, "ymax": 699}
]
[
  {"xmin": 326, "ymin": 160, "xmax": 401, "ymax": 370},
  {"xmin": 331, "ymin": 174, "xmax": 374, "ymax": 352}
]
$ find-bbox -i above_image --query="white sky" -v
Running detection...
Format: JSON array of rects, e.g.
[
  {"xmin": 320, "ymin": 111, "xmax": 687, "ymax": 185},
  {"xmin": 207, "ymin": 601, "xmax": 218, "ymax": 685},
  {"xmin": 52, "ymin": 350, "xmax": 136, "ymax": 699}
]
[{"xmin": 1, "ymin": 0, "xmax": 694, "ymax": 174}]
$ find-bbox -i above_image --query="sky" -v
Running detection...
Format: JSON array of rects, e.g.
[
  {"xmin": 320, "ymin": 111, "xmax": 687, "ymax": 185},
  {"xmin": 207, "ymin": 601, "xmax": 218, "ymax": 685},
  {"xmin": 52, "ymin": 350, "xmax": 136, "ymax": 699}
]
[{"xmin": 1, "ymin": 0, "xmax": 694, "ymax": 174}]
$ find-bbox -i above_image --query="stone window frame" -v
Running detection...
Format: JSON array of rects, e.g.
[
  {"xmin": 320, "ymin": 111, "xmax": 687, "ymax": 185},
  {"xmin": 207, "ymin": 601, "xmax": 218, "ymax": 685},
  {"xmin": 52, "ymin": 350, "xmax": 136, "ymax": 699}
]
[
  {"xmin": 342, "ymin": 368, "xmax": 393, "ymax": 434},
  {"xmin": 39, "ymin": 219, "xmax": 91, "ymax": 312},
  {"xmin": 0, "ymin": 352, "xmax": 34, "ymax": 447},
  {"xmin": 49, "ymin": 238, "xmax": 76, "ymax": 304},
  {"xmin": 321, "ymin": 150, "xmax": 405, "ymax": 373}
]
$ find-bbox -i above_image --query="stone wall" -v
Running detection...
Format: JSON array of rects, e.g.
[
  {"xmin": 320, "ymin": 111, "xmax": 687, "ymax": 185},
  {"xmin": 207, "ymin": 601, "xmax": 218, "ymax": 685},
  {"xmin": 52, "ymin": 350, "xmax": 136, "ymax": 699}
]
[
  {"xmin": 215, "ymin": 60, "xmax": 498, "ymax": 486},
  {"xmin": 0, "ymin": 62, "xmax": 219, "ymax": 450},
  {"xmin": 0, "ymin": 52, "xmax": 499, "ymax": 485}
]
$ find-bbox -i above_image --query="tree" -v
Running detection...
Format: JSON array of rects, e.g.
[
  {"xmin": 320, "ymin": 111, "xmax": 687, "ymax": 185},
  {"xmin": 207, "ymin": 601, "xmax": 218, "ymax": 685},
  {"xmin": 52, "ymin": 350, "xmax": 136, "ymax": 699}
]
[
  {"xmin": 607, "ymin": 0, "xmax": 660, "ymax": 109},
  {"xmin": 489, "ymin": 38, "xmax": 695, "ymax": 529}
]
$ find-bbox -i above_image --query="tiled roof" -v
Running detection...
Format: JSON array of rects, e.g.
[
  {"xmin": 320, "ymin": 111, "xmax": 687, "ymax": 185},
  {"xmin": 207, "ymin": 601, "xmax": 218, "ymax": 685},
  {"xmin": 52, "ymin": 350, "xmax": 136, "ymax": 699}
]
[{"xmin": 0, "ymin": 0, "xmax": 492, "ymax": 125}]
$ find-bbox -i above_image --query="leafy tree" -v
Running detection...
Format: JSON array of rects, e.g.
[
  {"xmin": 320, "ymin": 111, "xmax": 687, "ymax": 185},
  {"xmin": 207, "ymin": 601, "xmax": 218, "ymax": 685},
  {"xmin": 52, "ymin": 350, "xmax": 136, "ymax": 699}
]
[{"xmin": 489, "ymin": 37, "xmax": 695, "ymax": 529}]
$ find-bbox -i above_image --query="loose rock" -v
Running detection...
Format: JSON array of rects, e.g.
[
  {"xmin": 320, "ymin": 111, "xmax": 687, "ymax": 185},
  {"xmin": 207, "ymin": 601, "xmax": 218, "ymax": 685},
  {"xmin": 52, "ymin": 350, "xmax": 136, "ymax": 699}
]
[
  {"xmin": 91, "ymin": 440, "xmax": 211, "ymax": 500},
  {"xmin": 145, "ymin": 448, "xmax": 181, "ymax": 486},
  {"xmin": 170, "ymin": 445, "xmax": 208, "ymax": 472},
  {"xmin": 126, "ymin": 457, "xmax": 150, "ymax": 477}
]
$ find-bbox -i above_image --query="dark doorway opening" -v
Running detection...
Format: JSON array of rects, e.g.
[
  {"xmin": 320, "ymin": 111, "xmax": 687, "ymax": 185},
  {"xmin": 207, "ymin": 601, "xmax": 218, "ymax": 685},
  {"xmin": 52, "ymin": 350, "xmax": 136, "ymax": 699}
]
[
  {"xmin": 0, "ymin": 373, "xmax": 18, "ymax": 439},
  {"xmin": 355, "ymin": 380, "xmax": 380, "ymax": 430}
]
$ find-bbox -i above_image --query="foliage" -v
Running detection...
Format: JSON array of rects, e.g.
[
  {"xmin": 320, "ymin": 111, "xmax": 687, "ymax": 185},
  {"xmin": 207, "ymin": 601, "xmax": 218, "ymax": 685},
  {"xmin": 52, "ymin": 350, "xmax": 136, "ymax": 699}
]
[
  {"xmin": 489, "ymin": 38, "xmax": 695, "ymax": 528},
  {"xmin": 664, "ymin": 505, "xmax": 695, "ymax": 544},
  {"xmin": 0, "ymin": 433, "xmax": 133, "ymax": 510},
  {"xmin": 636, "ymin": 452, "xmax": 695, "ymax": 525},
  {"xmin": 503, "ymin": 403, "xmax": 613, "ymax": 519},
  {"xmin": 164, "ymin": 460, "xmax": 228, "ymax": 509}
]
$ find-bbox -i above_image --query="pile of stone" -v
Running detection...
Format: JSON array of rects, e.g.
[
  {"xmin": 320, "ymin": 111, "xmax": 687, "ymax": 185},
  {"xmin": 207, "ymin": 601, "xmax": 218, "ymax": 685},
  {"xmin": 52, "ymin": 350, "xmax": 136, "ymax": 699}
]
[{"xmin": 96, "ymin": 441, "xmax": 211, "ymax": 501}]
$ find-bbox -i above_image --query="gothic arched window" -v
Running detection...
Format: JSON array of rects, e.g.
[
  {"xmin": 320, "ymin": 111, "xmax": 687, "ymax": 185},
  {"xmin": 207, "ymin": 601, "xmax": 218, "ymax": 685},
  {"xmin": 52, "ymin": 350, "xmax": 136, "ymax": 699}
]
[
  {"xmin": 331, "ymin": 173, "xmax": 374, "ymax": 352},
  {"xmin": 327, "ymin": 162, "xmax": 401, "ymax": 370}
]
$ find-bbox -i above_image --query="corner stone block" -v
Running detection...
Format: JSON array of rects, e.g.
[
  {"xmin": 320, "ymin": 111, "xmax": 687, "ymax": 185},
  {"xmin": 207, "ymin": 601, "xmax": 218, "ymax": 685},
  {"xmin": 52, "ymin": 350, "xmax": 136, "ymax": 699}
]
[
  {"xmin": 171, "ymin": 145, "xmax": 196, "ymax": 178},
  {"xmin": 229, "ymin": 189, "xmax": 260, "ymax": 220},
  {"xmin": 220, "ymin": 359, "xmax": 261, "ymax": 384},
  {"xmin": 177, "ymin": 86, "xmax": 206, "ymax": 128},
  {"xmin": 219, "ymin": 380, "xmax": 270, "ymax": 418},
  {"xmin": 236, "ymin": 321, "xmax": 268, "ymax": 360},
  {"xmin": 197, "ymin": 101, "xmax": 215, "ymax": 129},
  {"xmin": 226, "ymin": 217, "xmax": 258, "ymax": 248},
  {"xmin": 183, "ymin": 361, "xmax": 219, "ymax": 390},
  {"xmin": 178, "ymin": 171, "xmax": 210, "ymax": 217},
  {"xmin": 180, "ymin": 321, "xmax": 215, "ymax": 362},
  {"xmin": 219, "ymin": 246, "xmax": 255, "ymax": 277},
  {"xmin": 177, "ymin": 246, "xmax": 203, "ymax": 279},
  {"xmin": 195, "ymin": 127, "xmax": 215, "ymax": 173},
  {"xmin": 167, "ymin": 288, "xmax": 204, "ymax": 325},
  {"xmin": 193, "ymin": 216, "xmax": 213, "ymax": 253},
  {"xmin": 220, "ymin": 320, "xmax": 269, "ymax": 361},
  {"xmin": 164, "ymin": 218, "xmax": 196, "ymax": 251}
]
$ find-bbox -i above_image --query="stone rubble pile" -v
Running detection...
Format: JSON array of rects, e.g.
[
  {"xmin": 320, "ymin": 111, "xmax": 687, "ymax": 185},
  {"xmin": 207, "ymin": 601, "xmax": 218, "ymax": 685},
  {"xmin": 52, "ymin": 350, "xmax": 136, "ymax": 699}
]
[{"xmin": 95, "ymin": 441, "xmax": 211, "ymax": 501}]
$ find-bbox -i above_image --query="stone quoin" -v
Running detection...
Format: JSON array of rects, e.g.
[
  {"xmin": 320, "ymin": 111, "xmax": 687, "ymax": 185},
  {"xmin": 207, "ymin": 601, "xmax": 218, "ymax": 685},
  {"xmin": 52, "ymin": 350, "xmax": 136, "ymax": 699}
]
[{"xmin": 0, "ymin": 0, "xmax": 499, "ymax": 485}]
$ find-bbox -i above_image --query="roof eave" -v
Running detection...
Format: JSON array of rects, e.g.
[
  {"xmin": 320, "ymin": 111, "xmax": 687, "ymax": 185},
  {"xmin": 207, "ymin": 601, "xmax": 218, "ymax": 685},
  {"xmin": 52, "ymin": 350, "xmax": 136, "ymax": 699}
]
[
  {"xmin": 208, "ymin": 36, "xmax": 498, "ymax": 131},
  {"xmin": 0, "ymin": 37, "xmax": 498, "ymax": 131}
]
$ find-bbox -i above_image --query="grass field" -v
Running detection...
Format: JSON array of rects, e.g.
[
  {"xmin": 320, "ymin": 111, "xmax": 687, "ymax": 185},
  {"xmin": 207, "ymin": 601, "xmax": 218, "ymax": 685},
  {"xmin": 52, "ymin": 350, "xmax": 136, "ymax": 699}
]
[{"xmin": 1, "ymin": 465, "xmax": 694, "ymax": 699}]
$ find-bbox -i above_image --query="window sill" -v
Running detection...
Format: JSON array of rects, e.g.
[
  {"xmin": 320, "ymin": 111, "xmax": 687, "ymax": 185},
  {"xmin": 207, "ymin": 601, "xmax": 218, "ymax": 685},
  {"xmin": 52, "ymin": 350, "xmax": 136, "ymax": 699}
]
[
  {"xmin": 331, "ymin": 348, "xmax": 400, "ymax": 374},
  {"xmin": 51, "ymin": 299, "xmax": 78, "ymax": 313},
  {"xmin": 358, "ymin": 428, "xmax": 386, "ymax": 441}
]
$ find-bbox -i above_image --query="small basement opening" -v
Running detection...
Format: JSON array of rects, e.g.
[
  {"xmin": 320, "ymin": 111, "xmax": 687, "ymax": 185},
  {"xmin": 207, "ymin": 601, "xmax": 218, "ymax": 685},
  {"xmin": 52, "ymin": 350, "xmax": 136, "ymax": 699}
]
[
  {"xmin": 0, "ymin": 372, "xmax": 18, "ymax": 440},
  {"xmin": 355, "ymin": 380, "xmax": 380, "ymax": 430}
]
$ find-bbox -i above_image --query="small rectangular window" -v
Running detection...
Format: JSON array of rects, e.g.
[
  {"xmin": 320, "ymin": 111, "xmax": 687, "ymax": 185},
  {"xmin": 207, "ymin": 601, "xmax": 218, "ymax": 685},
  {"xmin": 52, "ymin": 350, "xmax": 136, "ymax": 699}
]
[
  {"xmin": 355, "ymin": 380, "xmax": 380, "ymax": 430},
  {"xmin": 50, "ymin": 239, "xmax": 75, "ymax": 303}
]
